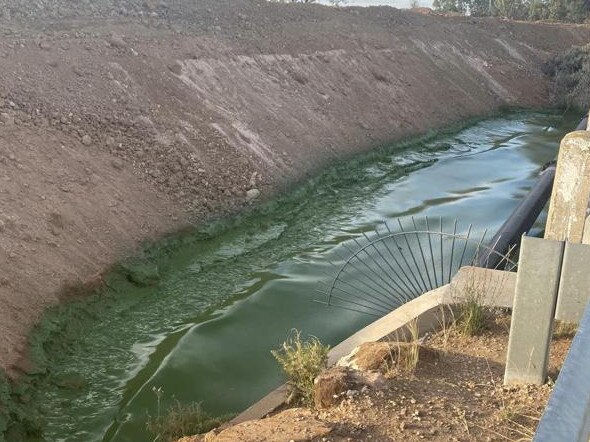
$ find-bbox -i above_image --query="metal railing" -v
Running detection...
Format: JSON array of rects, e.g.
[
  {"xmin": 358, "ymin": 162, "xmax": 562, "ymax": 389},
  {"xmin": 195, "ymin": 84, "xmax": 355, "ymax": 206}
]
[{"xmin": 534, "ymin": 302, "xmax": 590, "ymax": 442}]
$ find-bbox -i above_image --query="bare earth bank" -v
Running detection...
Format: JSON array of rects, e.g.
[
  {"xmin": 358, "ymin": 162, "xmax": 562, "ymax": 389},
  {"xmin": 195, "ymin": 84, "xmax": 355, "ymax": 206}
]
[{"xmin": 0, "ymin": 0, "xmax": 589, "ymax": 374}]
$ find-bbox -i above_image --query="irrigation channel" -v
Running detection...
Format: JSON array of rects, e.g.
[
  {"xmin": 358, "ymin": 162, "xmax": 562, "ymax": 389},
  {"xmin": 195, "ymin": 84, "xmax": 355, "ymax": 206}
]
[{"xmin": 24, "ymin": 111, "xmax": 577, "ymax": 441}]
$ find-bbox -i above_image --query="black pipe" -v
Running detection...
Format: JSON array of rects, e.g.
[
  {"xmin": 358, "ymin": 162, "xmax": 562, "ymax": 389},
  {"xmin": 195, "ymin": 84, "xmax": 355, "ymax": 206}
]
[
  {"xmin": 476, "ymin": 164, "xmax": 556, "ymax": 268},
  {"xmin": 477, "ymin": 114, "xmax": 588, "ymax": 268}
]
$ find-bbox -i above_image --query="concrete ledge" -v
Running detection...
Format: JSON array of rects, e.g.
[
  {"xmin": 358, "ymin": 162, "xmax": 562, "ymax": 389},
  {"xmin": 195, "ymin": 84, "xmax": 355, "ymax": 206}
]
[
  {"xmin": 231, "ymin": 266, "xmax": 516, "ymax": 425},
  {"xmin": 449, "ymin": 266, "xmax": 517, "ymax": 309},
  {"xmin": 556, "ymin": 242, "xmax": 590, "ymax": 323},
  {"xmin": 583, "ymin": 215, "xmax": 590, "ymax": 245}
]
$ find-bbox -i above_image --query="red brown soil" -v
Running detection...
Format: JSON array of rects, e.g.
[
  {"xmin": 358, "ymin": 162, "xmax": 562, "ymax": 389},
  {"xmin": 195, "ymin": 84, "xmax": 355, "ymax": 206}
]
[{"xmin": 0, "ymin": 0, "xmax": 589, "ymax": 376}]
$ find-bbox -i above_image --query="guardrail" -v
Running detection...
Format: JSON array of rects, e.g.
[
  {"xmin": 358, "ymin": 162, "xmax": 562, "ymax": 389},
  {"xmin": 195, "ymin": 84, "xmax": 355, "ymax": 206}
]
[{"xmin": 534, "ymin": 302, "xmax": 590, "ymax": 442}]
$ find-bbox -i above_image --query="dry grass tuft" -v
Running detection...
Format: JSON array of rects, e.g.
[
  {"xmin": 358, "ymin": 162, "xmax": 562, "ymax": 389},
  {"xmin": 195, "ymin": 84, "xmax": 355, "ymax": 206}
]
[
  {"xmin": 451, "ymin": 267, "xmax": 510, "ymax": 337},
  {"xmin": 146, "ymin": 399, "xmax": 227, "ymax": 442},
  {"xmin": 384, "ymin": 318, "xmax": 423, "ymax": 376},
  {"xmin": 398, "ymin": 318, "xmax": 420, "ymax": 374},
  {"xmin": 457, "ymin": 296, "xmax": 488, "ymax": 336},
  {"xmin": 553, "ymin": 320, "xmax": 577, "ymax": 339}
]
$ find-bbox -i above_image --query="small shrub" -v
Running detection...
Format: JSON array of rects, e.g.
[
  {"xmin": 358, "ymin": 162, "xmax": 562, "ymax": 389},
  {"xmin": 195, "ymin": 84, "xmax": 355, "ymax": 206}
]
[
  {"xmin": 271, "ymin": 330, "xmax": 330, "ymax": 406},
  {"xmin": 451, "ymin": 267, "xmax": 506, "ymax": 337},
  {"xmin": 457, "ymin": 296, "xmax": 487, "ymax": 336},
  {"xmin": 146, "ymin": 394, "xmax": 227, "ymax": 442}
]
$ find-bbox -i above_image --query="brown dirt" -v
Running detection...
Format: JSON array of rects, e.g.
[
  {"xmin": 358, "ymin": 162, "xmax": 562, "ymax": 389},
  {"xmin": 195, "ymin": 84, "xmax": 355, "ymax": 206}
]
[
  {"xmin": 189, "ymin": 313, "xmax": 571, "ymax": 442},
  {"xmin": 0, "ymin": 0, "xmax": 588, "ymax": 376},
  {"xmin": 314, "ymin": 313, "xmax": 571, "ymax": 441}
]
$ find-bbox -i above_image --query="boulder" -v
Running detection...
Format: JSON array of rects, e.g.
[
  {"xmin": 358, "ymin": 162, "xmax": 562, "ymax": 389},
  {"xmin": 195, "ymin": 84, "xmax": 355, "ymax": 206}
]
[
  {"xmin": 338, "ymin": 341, "xmax": 440, "ymax": 372},
  {"xmin": 313, "ymin": 366, "xmax": 387, "ymax": 409},
  {"xmin": 314, "ymin": 366, "xmax": 352, "ymax": 408}
]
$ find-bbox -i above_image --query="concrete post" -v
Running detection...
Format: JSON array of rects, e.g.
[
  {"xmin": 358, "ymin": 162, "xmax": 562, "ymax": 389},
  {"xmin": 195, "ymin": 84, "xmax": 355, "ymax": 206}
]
[
  {"xmin": 555, "ymin": 243, "xmax": 590, "ymax": 324},
  {"xmin": 545, "ymin": 131, "xmax": 590, "ymax": 243},
  {"xmin": 504, "ymin": 236, "xmax": 564, "ymax": 385},
  {"xmin": 583, "ymin": 215, "xmax": 590, "ymax": 245}
]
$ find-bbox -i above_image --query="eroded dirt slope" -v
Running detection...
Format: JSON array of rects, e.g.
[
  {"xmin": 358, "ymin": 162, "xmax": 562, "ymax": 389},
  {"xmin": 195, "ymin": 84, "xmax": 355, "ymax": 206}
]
[{"xmin": 0, "ymin": 0, "xmax": 589, "ymax": 374}]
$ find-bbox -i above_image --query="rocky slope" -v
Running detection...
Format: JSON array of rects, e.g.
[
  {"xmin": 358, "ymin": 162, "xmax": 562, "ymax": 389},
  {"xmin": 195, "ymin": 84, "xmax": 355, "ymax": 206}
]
[{"xmin": 0, "ymin": 0, "xmax": 589, "ymax": 375}]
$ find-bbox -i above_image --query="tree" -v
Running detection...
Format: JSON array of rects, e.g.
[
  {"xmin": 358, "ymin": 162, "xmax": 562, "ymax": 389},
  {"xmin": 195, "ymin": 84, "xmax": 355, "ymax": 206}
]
[
  {"xmin": 493, "ymin": 0, "xmax": 527, "ymax": 19},
  {"xmin": 432, "ymin": 0, "xmax": 468, "ymax": 13},
  {"xmin": 467, "ymin": 0, "xmax": 492, "ymax": 16},
  {"xmin": 433, "ymin": 0, "xmax": 589, "ymax": 21}
]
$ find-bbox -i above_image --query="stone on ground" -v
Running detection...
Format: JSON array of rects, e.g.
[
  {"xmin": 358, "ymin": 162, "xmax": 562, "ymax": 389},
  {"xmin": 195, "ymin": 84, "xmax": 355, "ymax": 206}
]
[
  {"xmin": 338, "ymin": 341, "xmax": 440, "ymax": 372},
  {"xmin": 313, "ymin": 366, "xmax": 388, "ymax": 409}
]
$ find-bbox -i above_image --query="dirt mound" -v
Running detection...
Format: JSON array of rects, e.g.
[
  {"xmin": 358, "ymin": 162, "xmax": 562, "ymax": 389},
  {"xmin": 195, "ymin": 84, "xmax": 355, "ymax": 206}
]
[
  {"xmin": 0, "ymin": 1, "xmax": 589, "ymax": 375},
  {"xmin": 0, "ymin": 0, "xmax": 187, "ymax": 21}
]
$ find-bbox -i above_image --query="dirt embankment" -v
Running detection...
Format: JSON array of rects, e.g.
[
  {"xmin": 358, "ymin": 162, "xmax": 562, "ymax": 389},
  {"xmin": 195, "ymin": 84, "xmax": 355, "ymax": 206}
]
[{"xmin": 0, "ymin": 0, "xmax": 588, "ymax": 376}]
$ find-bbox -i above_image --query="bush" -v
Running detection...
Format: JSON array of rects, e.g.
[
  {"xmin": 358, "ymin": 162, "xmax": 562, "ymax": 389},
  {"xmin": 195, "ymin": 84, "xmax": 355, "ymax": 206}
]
[
  {"xmin": 271, "ymin": 330, "xmax": 330, "ymax": 406},
  {"xmin": 545, "ymin": 44, "xmax": 590, "ymax": 111},
  {"xmin": 457, "ymin": 297, "xmax": 488, "ymax": 336}
]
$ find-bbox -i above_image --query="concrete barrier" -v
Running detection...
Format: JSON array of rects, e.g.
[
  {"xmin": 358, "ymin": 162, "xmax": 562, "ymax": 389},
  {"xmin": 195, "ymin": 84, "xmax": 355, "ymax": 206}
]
[
  {"xmin": 583, "ymin": 215, "xmax": 590, "ymax": 245},
  {"xmin": 504, "ymin": 236, "xmax": 564, "ymax": 385},
  {"xmin": 545, "ymin": 131, "xmax": 590, "ymax": 243},
  {"xmin": 555, "ymin": 243, "xmax": 590, "ymax": 323}
]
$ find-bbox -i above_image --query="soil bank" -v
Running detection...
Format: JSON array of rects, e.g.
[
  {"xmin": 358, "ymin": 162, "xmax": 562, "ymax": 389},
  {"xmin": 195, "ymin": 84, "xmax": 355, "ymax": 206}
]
[{"xmin": 0, "ymin": 0, "xmax": 589, "ymax": 376}]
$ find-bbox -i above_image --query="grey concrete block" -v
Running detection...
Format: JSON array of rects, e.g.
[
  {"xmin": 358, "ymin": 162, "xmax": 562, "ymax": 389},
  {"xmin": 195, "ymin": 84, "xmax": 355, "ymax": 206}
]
[
  {"xmin": 555, "ymin": 243, "xmax": 590, "ymax": 324},
  {"xmin": 583, "ymin": 215, "xmax": 590, "ymax": 245},
  {"xmin": 504, "ymin": 236, "xmax": 564, "ymax": 385},
  {"xmin": 545, "ymin": 131, "xmax": 590, "ymax": 243}
]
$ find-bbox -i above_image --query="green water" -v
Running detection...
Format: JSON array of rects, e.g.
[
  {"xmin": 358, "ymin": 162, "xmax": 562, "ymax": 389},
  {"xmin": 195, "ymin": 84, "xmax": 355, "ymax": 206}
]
[{"xmin": 18, "ymin": 111, "xmax": 578, "ymax": 441}]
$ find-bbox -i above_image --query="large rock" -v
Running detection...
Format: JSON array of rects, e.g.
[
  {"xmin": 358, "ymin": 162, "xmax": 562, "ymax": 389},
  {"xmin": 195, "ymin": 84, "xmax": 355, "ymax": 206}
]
[
  {"xmin": 338, "ymin": 341, "xmax": 440, "ymax": 372},
  {"xmin": 313, "ymin": 366, "xmax": 387, "ymax": 409},
  {"xmin": 313, "ymin": 366, "xmax": 352, "ymax": 409}
]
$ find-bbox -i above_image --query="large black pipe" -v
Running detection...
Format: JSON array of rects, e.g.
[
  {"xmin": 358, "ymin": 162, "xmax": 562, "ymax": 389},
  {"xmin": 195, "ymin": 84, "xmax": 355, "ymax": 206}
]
[
  {"xmin": 476, "ymin": 164, "xmax": 555, "ymax": 268},
  {"xmin": 477, "ymin": 115, "xmax": 587, "ymax": 268}
]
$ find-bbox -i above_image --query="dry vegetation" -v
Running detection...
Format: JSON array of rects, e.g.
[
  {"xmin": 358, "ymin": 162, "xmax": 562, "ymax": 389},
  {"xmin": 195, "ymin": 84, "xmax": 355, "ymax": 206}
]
[
  {"xmin": 311, "ymin": 311, "xmax": 571, "ymax": 441},
  {"xmin": 183, "ymin": 309, "xmax": 573, "ymax": 441},
  {"xmin": 271, "ymin": 330, "xmax": 330, "ymax": 406},
  {"xmin": 545, "ymin": 43, "xmax": 590, "ymax": 111}
]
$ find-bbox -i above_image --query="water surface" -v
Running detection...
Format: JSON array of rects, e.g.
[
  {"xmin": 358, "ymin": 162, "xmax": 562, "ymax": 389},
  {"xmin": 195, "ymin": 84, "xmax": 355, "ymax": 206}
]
[{"xmin": 31, "ymin": 111, "xmax": 576, "ymax": 441}]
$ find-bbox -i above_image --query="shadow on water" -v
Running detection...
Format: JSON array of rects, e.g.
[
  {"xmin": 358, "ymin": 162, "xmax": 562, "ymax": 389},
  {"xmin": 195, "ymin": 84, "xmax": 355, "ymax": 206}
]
[{"xmin": 14, "ymin": 111, "xmax": 578, "ymax": 442}]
